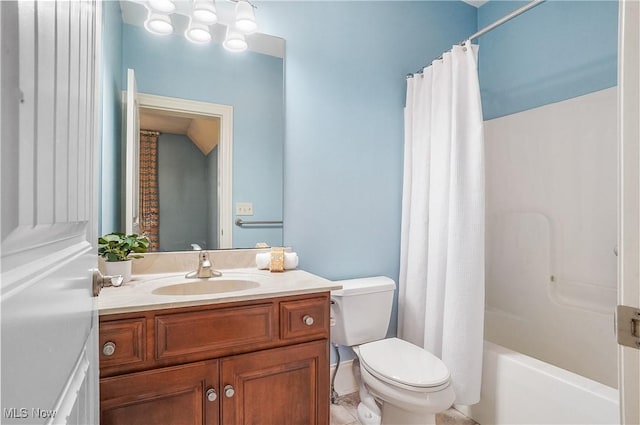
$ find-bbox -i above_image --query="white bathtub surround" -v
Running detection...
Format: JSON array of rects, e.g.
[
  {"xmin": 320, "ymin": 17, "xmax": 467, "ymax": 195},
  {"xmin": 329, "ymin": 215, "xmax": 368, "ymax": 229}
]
[
  {"xmin": 484, "ymin": 87, "xmax": 618, "ymax": 387},
  {"xmin": 455, "ymin": 342, "xmax": 618, "ymax": 425},
  {"xmin": 400, "ymin": 41, "xmax": 485, "ymax": 405}
]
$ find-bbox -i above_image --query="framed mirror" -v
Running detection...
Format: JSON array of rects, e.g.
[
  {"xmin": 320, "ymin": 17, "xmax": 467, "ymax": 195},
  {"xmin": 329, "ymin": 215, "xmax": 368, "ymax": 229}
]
[{"xmin": 106, "ymin": 0, "xmax": 285, "ymax": 251}]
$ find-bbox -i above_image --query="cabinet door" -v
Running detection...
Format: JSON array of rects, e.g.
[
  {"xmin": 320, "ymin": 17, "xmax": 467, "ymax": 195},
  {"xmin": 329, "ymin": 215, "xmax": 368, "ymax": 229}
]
[
  {"xmin": 221, "ymin": 340, "xmax": 329, "ymax": 425},
  {"xmin": 100, "ymin": 360, "xmax": 219, "ymax": 425}
]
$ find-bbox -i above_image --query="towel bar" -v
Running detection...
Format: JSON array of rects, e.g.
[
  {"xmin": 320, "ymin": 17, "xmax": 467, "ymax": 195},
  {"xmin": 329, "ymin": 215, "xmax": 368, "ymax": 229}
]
[{"xmin": 235, "ymin": 218, "xmax": 283, "ymax": 226}]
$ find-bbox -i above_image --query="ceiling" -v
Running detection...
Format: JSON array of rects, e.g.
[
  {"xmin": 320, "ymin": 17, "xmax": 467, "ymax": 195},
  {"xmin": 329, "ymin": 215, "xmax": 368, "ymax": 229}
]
[
  {"xmin": 462, "ymin": 0, "xmax": 488, "ymax": 7},
  {"xmin": 140, "ymin": 108, "xmax": 221, "ymax": 156}
]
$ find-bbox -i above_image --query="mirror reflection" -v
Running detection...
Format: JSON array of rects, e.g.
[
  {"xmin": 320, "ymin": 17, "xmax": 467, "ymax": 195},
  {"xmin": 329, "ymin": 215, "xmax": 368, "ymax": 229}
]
[
  {"xmin": 106, "ymin": 1, "xmax": 285, "ymax": 251},
  {"xmin": 139, "ymin": 109, "xmax": 221, "ymax": 252}
]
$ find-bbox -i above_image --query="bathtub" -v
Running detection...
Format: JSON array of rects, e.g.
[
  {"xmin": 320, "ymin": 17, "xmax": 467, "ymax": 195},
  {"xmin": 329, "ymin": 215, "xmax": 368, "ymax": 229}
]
[{"xmin": 455, "ymin": 341, "xmax": 619, "ymax": 425}]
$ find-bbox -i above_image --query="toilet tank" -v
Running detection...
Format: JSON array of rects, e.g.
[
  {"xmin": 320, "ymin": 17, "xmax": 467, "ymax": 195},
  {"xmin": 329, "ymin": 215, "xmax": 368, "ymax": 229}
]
[{"xmin": 330, "ymin": 276, "xmax": 396, "ymax": 346}]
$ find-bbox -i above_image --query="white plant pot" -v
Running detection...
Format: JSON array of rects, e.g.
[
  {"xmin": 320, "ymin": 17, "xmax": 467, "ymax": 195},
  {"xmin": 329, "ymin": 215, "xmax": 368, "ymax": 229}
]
[{"xmin": 103, "ymin": 260, "xmax": 132, "ymax": 283}]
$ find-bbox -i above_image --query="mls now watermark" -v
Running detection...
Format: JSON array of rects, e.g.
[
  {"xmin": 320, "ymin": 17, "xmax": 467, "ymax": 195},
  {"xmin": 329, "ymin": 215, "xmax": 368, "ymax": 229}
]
[{"xmin": 4, "ymin": 408, "xmax": 57, "ymax": 420}]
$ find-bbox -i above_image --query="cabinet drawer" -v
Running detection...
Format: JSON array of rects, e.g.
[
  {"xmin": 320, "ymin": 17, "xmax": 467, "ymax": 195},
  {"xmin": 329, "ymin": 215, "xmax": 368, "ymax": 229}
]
[
  {"xmin": 99, "ymin": 318, "xmax": 146, "ymax": 370},
  {"xmin": 156, "ymin": 303, "xmax": 276, "ymax": 361},
  {"xmin": 280, "ymin": 297, "xmax": 329, "ymax": 341}
]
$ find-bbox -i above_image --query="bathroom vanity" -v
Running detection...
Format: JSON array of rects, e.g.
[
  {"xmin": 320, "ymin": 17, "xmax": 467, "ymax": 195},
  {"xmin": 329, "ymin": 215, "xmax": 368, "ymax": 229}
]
[{"xmin": 97, "ymin": 267, "xmax": 340, "ymax": 425}]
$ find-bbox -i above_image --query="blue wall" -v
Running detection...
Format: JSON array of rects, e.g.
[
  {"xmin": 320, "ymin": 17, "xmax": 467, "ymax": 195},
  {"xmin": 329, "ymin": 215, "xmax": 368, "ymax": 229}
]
[
  {"xmin": 99, "ymin": 0, "xmax": 123, "ymax": 235},
  {"xmin": 477, "ymin": 0, "xmax": 618, "ymax": 120},
  {"xmin": 122, "ymin": 24, "xmax": 284, "ymax": 248},
  {"xmin": 157, "ymin": 133, "xmax": 213, "ymax": 251}
]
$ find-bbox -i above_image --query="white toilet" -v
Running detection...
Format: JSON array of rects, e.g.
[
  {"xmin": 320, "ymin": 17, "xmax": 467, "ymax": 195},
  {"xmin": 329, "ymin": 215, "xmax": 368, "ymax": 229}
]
[{"xmin": 331, "ymin": 277, "xmax": 455, "ymax": 425}]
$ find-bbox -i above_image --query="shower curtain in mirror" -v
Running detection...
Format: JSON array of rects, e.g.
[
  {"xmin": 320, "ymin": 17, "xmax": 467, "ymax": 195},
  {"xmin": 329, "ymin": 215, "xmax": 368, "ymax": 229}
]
[
  {"xmin": 139, "ymin": 130, "xmax": 160, "ymax": 251},
  {"xmin": 398, "ymin": 41, "xmax": 485, "ymax": 405}
]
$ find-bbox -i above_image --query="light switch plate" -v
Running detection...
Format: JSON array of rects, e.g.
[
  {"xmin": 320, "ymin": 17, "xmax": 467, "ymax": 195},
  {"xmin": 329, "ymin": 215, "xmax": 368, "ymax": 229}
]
[{"xmin": 236, "ymin": 202, "xmax": 253, "ymax": 216}]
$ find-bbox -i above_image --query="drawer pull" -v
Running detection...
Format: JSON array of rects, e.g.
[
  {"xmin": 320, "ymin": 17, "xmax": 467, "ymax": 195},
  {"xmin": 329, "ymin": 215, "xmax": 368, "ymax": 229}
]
[
  {"xmin": 224, "ymin": 385, "xmax": 235, "ymax": 398},
  {"xmin": 206, "ymin": 388, "xmax": 217, "ymax": 402},
  {"xmin": 102, "ymin": 341, "xmax": 116, "ymax": 356},
  {"xmin": 302, "ymin": 315, "xmax": 315, "ymax": 326}
]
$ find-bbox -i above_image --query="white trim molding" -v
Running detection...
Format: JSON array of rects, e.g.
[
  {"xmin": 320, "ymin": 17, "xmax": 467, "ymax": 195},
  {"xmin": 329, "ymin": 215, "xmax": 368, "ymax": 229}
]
[{"xmin": 617, "ymin": 1, "xmax": 640, "ymax": 423}]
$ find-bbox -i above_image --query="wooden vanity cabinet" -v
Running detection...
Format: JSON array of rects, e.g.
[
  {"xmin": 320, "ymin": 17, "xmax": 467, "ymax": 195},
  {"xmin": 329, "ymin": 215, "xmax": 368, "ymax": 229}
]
[{"xmin": 99, "ymin": 293, "xmax": 330, "ymax": 425}]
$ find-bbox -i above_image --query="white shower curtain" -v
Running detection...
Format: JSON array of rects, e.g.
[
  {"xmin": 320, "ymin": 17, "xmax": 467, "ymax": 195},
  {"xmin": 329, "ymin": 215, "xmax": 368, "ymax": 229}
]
[{"xmin": 398, "ymin": 41, "xmax": 485, "ymax": 405}]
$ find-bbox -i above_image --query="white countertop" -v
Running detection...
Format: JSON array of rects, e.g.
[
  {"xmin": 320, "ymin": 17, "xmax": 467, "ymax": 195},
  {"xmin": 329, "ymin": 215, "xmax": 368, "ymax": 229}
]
[{"xmin": 98, "ymin": 268, "xmax": 342, "ymax": 315}]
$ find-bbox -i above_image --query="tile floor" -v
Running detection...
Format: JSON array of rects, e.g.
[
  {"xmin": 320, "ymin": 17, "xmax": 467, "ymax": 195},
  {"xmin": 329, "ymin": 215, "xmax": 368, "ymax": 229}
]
[{"xmin": 330, "ymin": 393, "xmax": 480, "ymax": 425}]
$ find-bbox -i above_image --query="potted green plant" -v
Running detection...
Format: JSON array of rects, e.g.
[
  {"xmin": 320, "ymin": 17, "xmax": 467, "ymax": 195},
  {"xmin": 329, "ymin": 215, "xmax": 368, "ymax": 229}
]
[{"xmin": 98, "ymin": 232, "xmax": 149, "ymax": 282}]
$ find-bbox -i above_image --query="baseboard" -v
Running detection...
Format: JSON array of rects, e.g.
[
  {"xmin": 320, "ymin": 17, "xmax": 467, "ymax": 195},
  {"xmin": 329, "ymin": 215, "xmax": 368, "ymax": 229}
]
[{"xmin": 330, "ymin": 359, "xmax": 358, "ymax": 396}]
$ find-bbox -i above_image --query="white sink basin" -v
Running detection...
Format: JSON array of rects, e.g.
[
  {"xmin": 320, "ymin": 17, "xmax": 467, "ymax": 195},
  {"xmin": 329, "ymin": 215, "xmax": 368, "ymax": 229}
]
[{"xmin": 152, "ymin": 279, "xmax": 260, "ymax": 296}]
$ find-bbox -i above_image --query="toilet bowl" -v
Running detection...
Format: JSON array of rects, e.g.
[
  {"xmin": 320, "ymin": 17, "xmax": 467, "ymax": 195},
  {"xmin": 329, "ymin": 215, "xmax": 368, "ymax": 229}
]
[
  {"xmin": 331, "ymin": 277, "xmax": 455, "ymax": 425},
  {"xmin": 355, "ymin": 338, "xmax": 455, "ymax": 425}
]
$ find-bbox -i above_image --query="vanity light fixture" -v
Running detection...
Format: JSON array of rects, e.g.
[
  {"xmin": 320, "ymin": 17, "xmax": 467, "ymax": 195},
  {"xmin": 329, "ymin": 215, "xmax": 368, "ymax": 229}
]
[
  {"xmin": 222, "ymin": 26, "xmax": 248, "ymax": 52},
  {"xmin": 234, "ymin": 0, "xmax": 257, "ymax": 34},
  {"xmin": 192, "ymin": 0, "xmax": 218, "ymax": 25},
  {"xmin": 147, "ymin": 0, "xmax": 176, "ymax": 13},
  {"xmin": 140, "ymin": 0, "xmax": 257, "ymax": 51},
  {"xmin": 144, "ymin": 11, "xmax": 174, "ymax": 35},
  {"xmin": 185, "ymin": 20, "xmax": 212, "ymax": 43}
]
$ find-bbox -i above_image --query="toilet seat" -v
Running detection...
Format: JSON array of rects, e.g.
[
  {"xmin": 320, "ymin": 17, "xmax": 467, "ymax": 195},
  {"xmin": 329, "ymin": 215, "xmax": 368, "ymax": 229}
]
[{"xmin": 358, "ymin": 338, "xmax": 450, "ymax": 392}]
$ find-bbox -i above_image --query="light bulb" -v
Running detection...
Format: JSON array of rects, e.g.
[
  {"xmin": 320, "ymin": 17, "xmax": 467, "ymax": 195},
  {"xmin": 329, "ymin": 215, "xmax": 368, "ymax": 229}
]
[
  {"xmin": 148, "ymin": 0, "xmax": 175, "ymax": 13},
  {"xmin": 223, "ymin": 27, "xmax": 247, "ymax": 52},
  {"xmin": 192, "ymin": 0, "xmax": 217, "ymax": 25},
  {"xmin": 185, "ymin": 21, "xmax": 211, "ymax": 44},
  {"xmin": 144, "ymin": 12, "xmax": 173, "ymax": 35},
  {"xmin": 234, "ymin": 0, "xmax": 257, "ymax": 34}
]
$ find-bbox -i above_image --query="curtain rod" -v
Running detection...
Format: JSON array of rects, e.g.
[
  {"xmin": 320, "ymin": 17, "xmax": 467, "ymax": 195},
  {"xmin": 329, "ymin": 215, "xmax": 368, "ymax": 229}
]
[{"xmin": 407, "ymin": 0, "xmax": 545, "ymax": 78}]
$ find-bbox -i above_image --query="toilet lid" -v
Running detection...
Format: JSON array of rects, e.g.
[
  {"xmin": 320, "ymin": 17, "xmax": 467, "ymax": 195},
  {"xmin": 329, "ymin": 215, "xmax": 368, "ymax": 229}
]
[{"xmin": 358, "ymin": 338, "xmax": 450, "ymax": 389}]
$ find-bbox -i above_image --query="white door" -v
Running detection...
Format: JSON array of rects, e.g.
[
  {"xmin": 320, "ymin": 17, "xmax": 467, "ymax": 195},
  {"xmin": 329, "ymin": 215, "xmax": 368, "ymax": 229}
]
[
  {"xmin": 618, "ymin": 1, "xmax": 640, "ymax": 424},
  {"xmin": 1, "ymin": 1, "xmax": 101, "ymax": 424}
]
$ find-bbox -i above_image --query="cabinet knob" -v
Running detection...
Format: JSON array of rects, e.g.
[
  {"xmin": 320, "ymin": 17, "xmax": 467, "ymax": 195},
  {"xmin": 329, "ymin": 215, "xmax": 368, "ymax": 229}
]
[
  {"xmin": 224, "ymin": 385, "xmax": 235, "ymax": 398},
  {"xmin": 302, "ymin": 315, "xmax": 315, "ymax": 326},
  {"xmin": 102, "ymin": 341, "xmax": 116, "ymax": 356},
  {"xmin": 206, "ymin": 388, "xmax": 217, "ymax": 402}
]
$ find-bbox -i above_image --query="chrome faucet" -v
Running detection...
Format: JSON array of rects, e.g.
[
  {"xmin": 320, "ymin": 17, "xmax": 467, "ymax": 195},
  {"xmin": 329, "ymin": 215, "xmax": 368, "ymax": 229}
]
[{"xmin": 185, "ymin": 251, "xmax": 222, "ymax": 279}]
